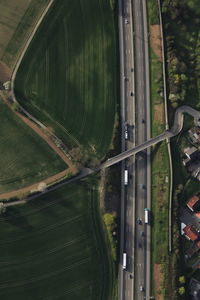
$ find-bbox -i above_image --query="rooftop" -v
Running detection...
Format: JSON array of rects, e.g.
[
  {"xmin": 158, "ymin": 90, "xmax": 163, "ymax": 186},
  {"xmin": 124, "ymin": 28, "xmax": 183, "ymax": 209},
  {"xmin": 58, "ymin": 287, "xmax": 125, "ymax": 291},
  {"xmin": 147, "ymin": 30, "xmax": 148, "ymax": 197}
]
[
  {"xmin": 183, "ymin": 225, "xmax": 199, "ymax": 241},
  {"xmin": 187, "ymin": 195, "xmax": 200, "ymax": 211}
]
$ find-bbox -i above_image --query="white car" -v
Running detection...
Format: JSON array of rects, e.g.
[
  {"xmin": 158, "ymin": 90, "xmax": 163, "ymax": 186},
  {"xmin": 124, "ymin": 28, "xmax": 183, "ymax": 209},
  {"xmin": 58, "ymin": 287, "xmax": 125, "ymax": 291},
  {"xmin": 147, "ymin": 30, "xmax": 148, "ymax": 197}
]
[
  {"xmin": 125, "ymin": 19, "xmax": 128, "ymax": 24},
  {"xmin": 140, "ymin": 285, "xmax": 144, "ymax": 292}
]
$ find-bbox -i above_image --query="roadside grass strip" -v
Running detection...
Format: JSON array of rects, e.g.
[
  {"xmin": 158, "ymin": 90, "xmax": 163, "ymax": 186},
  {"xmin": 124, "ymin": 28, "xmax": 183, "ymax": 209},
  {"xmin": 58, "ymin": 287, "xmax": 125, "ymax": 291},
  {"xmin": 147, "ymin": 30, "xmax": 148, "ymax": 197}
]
[
  {"xmin": 0, "ymin": 177, "xmax": 112, "ymax": 300},
  {"xmin": 15, "ymin": 0, "xmax": 117, "ymax": 160},
  {"xmin": 0, "ymin": 102, "xmax": 65, "ymax": 194}
]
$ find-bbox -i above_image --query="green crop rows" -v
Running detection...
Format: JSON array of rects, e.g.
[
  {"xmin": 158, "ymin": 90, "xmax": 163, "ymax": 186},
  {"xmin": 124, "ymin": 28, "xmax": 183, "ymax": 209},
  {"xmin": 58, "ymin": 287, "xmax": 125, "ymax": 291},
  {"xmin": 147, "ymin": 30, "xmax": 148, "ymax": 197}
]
[
  {"xmin": 0, "ymin": 178, "xmax": 113, "ymax": 299},
  {"xmin": 15, "ymin": 0, "xmax": 117, "ymax": 160},
  {"xmin": 0, "ymin": 102, "xmax": 65, "ymax": 194}
]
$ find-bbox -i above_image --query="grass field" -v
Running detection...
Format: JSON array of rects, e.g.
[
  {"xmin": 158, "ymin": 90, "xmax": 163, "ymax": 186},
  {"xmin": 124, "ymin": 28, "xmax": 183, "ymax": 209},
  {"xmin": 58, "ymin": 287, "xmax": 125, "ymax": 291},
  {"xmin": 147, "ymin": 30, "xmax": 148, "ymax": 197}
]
[
  {"xmin": 15, "ymin": 0, "xmax": 117, "ymax": 161},
  {"xmin": 147, "ymin": 1, "xmax": 171, "ymax": 298},
  {"xmin": 0, "ymin": 0, "xmax": 50, "ymax": 69},
  {"xmin": 0, "ymin": 101, "xmax": 66, "ymax": 194},
  {"xmin": 0, "ymin": 177, "xmax": 113, "ymax": 299}
]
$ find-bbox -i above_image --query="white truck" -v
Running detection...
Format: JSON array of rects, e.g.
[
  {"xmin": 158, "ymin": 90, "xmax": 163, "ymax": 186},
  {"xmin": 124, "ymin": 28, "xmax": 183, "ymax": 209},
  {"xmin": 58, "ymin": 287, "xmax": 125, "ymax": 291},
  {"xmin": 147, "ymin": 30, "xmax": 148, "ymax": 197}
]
[
  {"xmin": 124, "ymin": 170, "xmax": 128, "ymax": 185},
  {"xmin": 144, "ymin": 208, "xmax": 150, "ymax": 224},
  {"xmin": 123, "ymin": 253, "xmax": 127, "ymax": 269}
]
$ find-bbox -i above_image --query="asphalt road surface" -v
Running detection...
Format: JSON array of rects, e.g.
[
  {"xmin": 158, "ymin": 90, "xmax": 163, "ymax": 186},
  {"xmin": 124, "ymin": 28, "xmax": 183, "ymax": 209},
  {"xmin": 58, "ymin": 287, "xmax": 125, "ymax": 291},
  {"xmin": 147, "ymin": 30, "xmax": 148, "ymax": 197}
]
[{"xmin": 132, "ymin": 0, "xmax": 151, "ymax": 299}]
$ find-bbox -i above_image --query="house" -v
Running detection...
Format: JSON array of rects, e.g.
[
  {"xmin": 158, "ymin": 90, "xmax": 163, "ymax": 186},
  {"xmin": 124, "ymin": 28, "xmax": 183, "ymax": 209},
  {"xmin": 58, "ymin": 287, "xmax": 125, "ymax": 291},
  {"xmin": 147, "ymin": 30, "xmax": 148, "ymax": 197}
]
[
  {"xmin": 184, "ymin": 147, "xmax": 200, "ymax": 160},
  {"xmin": 183, "ymin": 225, "xmax": 199, "ymax": 241},
  {"xmin": 195, "ymin": 212, "xmax": 200, "ymax": 218},
  {"xmin": 182, "ymin": 147, "xmax": 200, "ymax": 181},
  {"xmin": 189, "ymin": 127, "xmax": 200, "ymax": 144},
  {"xmin": 187, "ymin": 195, "xmax": 200, "ymax": 212}
]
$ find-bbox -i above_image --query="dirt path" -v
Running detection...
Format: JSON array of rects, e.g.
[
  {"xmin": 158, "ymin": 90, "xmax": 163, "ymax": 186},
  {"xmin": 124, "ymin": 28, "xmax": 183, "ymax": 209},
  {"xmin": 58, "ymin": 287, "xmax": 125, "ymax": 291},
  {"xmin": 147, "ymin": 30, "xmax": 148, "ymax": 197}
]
[{"xmin": 0, "ymin": 169, "xmax": 69, "ymax": 200}]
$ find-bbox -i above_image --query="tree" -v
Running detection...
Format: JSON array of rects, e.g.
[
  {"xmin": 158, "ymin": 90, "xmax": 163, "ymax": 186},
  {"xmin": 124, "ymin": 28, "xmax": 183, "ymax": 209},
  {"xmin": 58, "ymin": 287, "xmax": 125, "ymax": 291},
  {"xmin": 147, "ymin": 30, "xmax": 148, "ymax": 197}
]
[
  {"xmin": 179, "ymin": 276, "xmax": 186, "ymax": 284},
  {"xmin": 178, "ymin": 286, "xmax": 185, "ymax": 295}
]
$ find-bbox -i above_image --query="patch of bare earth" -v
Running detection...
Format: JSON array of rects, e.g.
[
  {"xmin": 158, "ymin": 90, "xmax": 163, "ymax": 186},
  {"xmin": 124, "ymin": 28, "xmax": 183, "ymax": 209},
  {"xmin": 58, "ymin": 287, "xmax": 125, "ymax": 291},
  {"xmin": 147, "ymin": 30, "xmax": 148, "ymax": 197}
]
[
  {"xmin": 154, "ymin": 264, "xmax": 164, "ymax": 300},
  {"xmin": 154, "ymin": 103, "xmax": 164, "ymax": 123},
  {"xmin": 150, "ymin": 25, "xmax": 162, "ymax": 61}
]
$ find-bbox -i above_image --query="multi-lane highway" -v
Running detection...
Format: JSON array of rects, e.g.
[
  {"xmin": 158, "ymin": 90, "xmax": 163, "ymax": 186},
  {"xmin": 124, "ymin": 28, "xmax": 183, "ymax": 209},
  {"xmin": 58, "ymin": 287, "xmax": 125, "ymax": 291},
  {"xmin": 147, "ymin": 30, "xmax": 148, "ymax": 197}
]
[{"xmin": 132, "ymin": 0, "xmax": 151, "ymax": 299}]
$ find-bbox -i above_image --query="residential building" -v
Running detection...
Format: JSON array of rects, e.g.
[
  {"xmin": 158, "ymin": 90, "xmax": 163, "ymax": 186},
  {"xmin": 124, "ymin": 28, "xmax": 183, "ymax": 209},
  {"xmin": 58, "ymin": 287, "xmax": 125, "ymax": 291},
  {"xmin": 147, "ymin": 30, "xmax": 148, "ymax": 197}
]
[
  {"xmin": 189, "ymin": 127, "xmax": 200, "ymax": 144},
  {"xmin": 187, "ymin": 195, "xmax": 200, "ymax": 212},
  {"xmin": 183, "ymin": 225, "xmax": 199, "ymax": 241}
]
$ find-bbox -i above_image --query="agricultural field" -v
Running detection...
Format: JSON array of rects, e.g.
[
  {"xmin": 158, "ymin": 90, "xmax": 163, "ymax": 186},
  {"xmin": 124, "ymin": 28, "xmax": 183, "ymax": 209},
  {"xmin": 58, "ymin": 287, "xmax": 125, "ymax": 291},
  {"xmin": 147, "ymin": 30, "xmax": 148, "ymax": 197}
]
[
  {"xmin": 0, "ymin": 177, "xmax": 113, "ymax": 300},
  {"xmin": 0, "ymin": 100, "xmax": 66, "ymax": 195},
  {"xmin": 0, "ymin": 0, "xmax": 50, "ymax": 70},
  {"xmin": 15, "ymin": 0, "xmax": 117, "ymax": 161}
]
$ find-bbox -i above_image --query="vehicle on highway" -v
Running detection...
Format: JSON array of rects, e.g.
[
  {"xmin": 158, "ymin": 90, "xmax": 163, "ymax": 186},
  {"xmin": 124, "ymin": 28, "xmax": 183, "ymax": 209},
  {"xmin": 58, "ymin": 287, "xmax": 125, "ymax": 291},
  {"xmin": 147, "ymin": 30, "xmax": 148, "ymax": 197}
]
[
  {"xmin": 123, "ymin": 253, "xmax": 127, "ymax": 269},
  {"xmin": 144, "ymin": 208, "xmax": 150, "ymax": 224},
  {"xmin": 140, "ymin": 285, "xmax": 144, "ymax": 292},
  {"xmin": 142, "ymin": 118, "xmax": 145, "ymax": 124},
  {"xmin": 130, "ymin": 92, "xmax": 134, "ymax": 96},
  {"xmin": 124, "ymin": 169, "xmax": 128, "ymax": 185},
  {"xmin": 131, "ymin": 68, "xmax": 134, "ymax": 72},
  {"xmin": 140, "ymin": 231, "xmax": 145, "ymax": 237},
  {"xmin": 124, "ymin": 123, "xmax": 128, "ymax": 140},
  {"xmin": 139, "ymin": 183, "xmax": 145, "ymax": 189},
  {"xmin": 130, "ymin": 274, "xmax": 133, "ymax": 279},
  {"xmin": 125, "ymin": 19, "xmax": 128, "ymax": 24},
  {"xmin": 137, "ymin": 218, "xmax": 142, "ymax": 225}
]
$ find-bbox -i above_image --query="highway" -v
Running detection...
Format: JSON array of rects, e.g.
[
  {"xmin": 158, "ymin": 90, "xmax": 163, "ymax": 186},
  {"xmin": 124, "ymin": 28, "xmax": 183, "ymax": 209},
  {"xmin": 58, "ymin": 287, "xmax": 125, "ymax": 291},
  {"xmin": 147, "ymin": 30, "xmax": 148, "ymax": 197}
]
[
  {"xmin": 129, "ymin": 0, "xmax": 150, "ymax": 298},
  {"xmin": 118, "ymin": 0, "xmax": 136, "ymax": 299}
]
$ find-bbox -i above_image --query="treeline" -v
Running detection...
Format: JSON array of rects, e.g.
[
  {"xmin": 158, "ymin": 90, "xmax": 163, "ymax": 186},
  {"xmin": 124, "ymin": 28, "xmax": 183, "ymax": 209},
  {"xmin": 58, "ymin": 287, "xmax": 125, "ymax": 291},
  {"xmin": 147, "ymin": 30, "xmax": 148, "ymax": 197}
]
[{"xmin": 161, "ymin": 0, "xmax": 200, "ymax": 108}]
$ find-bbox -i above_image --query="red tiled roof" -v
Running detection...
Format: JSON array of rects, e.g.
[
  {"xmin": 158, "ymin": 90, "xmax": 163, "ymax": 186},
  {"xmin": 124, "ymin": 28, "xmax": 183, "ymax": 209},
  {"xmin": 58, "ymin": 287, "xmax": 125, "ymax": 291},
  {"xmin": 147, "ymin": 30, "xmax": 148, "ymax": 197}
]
[
  {"xmin": 183, "ymin": 225, "xmax": 198, "ymax": 241},
  {"xmin": 196, "ymin": 241, "xmax": 200, "ymax": 248},
  {"xmin": 187, "ymin": 195, "xmax": 200, "ymax": 210},
  {"xmin": 195, "ymin": 212, "xmax": 200, "ymax": 218}
]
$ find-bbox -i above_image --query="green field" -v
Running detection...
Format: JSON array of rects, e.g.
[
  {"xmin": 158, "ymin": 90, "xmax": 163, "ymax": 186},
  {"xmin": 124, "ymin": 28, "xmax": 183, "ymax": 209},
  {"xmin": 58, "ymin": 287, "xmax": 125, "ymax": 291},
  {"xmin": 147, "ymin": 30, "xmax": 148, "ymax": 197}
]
[
  {"xmin": 0, "ymin": 101, "xmax": 66, "ymax": 194},
  {"xmin": 15, "ymin": 0, "xmax": 117, "ymax": 160},
  {"xmin": 0, "ymin": 177, "xmax": 113, "ymax": 299}
]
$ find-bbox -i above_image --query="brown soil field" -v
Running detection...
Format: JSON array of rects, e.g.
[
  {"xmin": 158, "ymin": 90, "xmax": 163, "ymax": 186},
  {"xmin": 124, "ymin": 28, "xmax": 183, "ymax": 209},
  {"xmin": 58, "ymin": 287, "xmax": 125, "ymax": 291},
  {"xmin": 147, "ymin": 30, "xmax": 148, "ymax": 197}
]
[
  {"xmin": 154, "ymin": 264, "xmax": 164, "ymax": 300},
  {"xmin": 150, "ymin": 24, "xmax": 162, "ymax": 61},
  {"xmin": 154, "ymin": 103, "xmax": 164, "ymax": 123}
]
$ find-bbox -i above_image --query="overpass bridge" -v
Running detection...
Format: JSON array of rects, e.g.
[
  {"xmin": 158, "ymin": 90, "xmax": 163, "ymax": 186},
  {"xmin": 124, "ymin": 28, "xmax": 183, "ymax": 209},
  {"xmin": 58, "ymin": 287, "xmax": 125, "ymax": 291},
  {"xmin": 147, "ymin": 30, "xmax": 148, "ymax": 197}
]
[
  {"xmin": 4, "ymin": 105, "xmax": 200, "ymax": 207},
  {"xmin": 97, "ymin": 105, "xmax": 200, "ymax": 171}
]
